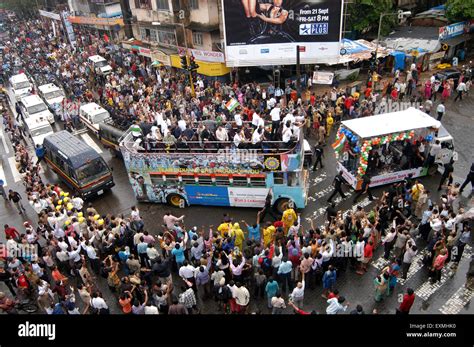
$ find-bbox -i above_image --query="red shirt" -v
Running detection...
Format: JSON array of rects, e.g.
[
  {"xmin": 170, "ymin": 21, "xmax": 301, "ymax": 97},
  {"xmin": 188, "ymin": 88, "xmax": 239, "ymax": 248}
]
[
  {"xmin": 399, "ymin": 293, "xmax": 415, "ymax": 312},
  {"xmin": 17, "ymin": 274, "xmax": 29, "ymax": 289},
  {"xmin": 4, "ymin": 227, "xmax": 20, "ymax": 239},
  {"xmin": 364, "ymin": 243, "xmax": 374, "ymax": 259}
]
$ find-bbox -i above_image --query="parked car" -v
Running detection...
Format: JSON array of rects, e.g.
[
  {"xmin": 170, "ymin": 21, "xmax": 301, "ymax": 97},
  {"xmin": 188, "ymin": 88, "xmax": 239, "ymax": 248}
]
[{"xmin": 435, "ymin": 69, "xmax": 461, "ymax": 94}]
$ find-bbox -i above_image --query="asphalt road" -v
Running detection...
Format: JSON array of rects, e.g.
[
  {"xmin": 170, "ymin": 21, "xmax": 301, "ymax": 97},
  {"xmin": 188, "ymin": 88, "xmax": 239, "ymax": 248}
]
[{"xmin": 0, "ymin": 89, "xmax": 473, "ymax": 315}]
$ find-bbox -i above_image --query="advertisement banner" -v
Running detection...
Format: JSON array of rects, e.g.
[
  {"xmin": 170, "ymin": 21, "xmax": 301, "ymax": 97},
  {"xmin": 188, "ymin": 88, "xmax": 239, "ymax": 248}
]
[
  {"xmin": 221, "ymin": 0, "xmax": 343, "ymax": 67},
  {"xmin": 151, "ymin": 50, "xmax": 171, "ymax": 66},
  {"xmin": 438, "ymin": 22, "xmax": 467, "ymax": 40},
  {"xmin": 228, "ymin": 187, "xmax": 269, "ymax": 207},
  {"xmin": 312, "ymin": 71, "xmax": 334, "ymax": 84},
  {"xmin": 68, "ymin": 16, "xmax": 124, "ymax": 26},
  {"xmin": 369, "ymin": 167, "xmax": 424, "ymax": 188},
  {"xmin": 61, "ymin": 11, "xmax": 76, "ymax": 49},
  {"xmin": 39, "ymin": 10, "xmax": 61, "ymax": 21},
  {"xmin": 184, "ymin": 186, "xmax": 230, "ymax": 206},
  {"xmin": 177, "ymin": 47, "xmax": 225, "ymax": 63}
]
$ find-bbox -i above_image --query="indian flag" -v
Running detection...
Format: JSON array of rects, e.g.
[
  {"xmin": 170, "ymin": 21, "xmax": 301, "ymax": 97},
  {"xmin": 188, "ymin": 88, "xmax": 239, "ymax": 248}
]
[
  {"xmin": 225, "ymin": 98, "xmax": 240, "ymax": 112},
  {"xmin": 332, "ymin": 133, "xmax": 346, "ymax": 153}
]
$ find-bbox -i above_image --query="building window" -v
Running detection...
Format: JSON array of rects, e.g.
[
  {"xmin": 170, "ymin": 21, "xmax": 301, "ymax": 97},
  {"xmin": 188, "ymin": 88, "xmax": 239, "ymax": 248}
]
[
  {"xmin": 139, "ymin": 27, "xmax": 150, "ymax": 41},
  {"xmin": 189, "ymin": 0, "xmax": 199, "ymax": 10},
  {"xmin": 192, "ymin": 32, "xmax": 203, "ymax": 46},
  {"xmin": 157, "ymin": 27, "xmax": 176, "ymax": 45},
  {"xmin": 150, "ymin": 29, "xmax": 158, "ymax": 42},
  {"xmin": 135, "ymin": 0, "xmax": 152, "ymax": 10},
  {"xmin": 156, "ymin": 0, "xmax": 169, "ymax": 10}
]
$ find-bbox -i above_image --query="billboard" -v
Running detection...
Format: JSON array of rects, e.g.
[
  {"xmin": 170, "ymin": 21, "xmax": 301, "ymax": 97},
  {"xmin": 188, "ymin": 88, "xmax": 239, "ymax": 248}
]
[{"xmin": 221, "ymin": 0, "xmax": 343, "ymax": 67}]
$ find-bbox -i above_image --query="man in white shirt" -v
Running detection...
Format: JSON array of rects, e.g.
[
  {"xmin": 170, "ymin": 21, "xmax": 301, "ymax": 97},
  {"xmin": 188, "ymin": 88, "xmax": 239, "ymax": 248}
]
[
  {"xmin": 454, "ymin": 81, "xmax": 467, "ymax": 102},
  {"xmin": 436, "ymin": 102, "xmax": 445, "ymax": 121},
  {"xmin": 282, "ymin": 110, "xmax": 296, "ymax": 126},
  {"xmin": 251, "ymin": 128, "xmax": 264, "ymax": 146},
  {"xmin": 270, "ymin": 105, "xmax": 281, "ymax": 140},
  {"xmin": 326, "ymin": 296, "xmax": 349, "ymax": 314},
  {"xmin": 233, "ymin": 282, "xmax": 250, "ymax": 313},
  {"xmin": 178, "ymin": 119, "xmax": 187, "ymax": 132},
  {"xmin": 233, "ymin": 131, "xmax": 244, "ymax": 148},
  {"xmin": 234, "ymin": 113, "xmax": 243, "ymax": 127},
  {"xmin": 215, "ymin": 126, "xmax": 229, "ymax": 142},
  {"xmin": 427, "ymin": 140, "xmax": 442, "ymax": 166},
  {"xmin": 290, "ymin": 272, "xmax": 305, "ymax": 308}
]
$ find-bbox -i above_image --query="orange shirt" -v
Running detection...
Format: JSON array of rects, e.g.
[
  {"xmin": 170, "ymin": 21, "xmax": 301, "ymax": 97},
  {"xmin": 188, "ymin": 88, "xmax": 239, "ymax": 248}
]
[
  {"xmin": 52, "ymin": 269, "xmax": 67, "ymax": 283},
  {"xmin": 119, "ymin": 297, "xmax": 132, "ymax": 314}
]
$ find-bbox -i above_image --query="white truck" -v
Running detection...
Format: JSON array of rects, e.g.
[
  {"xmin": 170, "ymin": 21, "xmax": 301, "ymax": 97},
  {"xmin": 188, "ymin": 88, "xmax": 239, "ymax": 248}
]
[
  {"xmin": 38, "ymin": 83, "xmax": 65, "ymax": 117},
  {"xmin": 9, "ymin": 73, "xmax": 32, "ymax": 101},
  {"xmin": 19, "ymin": 94, "xmax": 55, "ymax": 125},
  {"xmin": 24, "ymin": 116, "xmax": 54, "ymax": 147},
  {"xmin": 79, "ymin": 102, "xmax": 110, "ymax": 134},
  {"xmin": 88, "ymin": 55, "xmax": 112, "ymax": 76}
]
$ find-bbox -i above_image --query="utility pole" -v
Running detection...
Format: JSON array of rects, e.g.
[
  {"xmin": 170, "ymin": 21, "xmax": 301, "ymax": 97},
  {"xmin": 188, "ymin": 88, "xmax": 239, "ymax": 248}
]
[{"xmin": 296, "ymin": 45, "xmax": 301, "ymax": 94}]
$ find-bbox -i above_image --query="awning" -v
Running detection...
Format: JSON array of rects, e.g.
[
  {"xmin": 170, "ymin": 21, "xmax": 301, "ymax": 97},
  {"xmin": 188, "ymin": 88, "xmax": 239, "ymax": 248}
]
[
  {"xmin": 330, "ymin": 39, "xmax": 392, "ymax": 65},
  {"xmin": 442, "ymin": 34, "xmax": 471, "ymax": 47}
]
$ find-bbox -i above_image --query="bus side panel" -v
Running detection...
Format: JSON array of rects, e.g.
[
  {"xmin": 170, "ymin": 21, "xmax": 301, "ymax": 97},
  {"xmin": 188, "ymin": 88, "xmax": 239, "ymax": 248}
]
[
  {"xmin": 272, "ymin": 185, "xmax": 306, "ymax": 209},
  {"xmin": 44, "ymin": 156, "xmax": 77, "ymax": 192}
]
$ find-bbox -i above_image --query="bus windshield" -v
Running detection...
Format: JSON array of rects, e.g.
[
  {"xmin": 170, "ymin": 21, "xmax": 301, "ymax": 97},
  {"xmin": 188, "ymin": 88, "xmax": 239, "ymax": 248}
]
[
  {"xmin": 30, "ymin": 125, "xmax": 53, "ymax": 137},
  {"xmin": 92, "ymin": 112, "xmax": 109, "ymax": 124},
  {"xmin": 76, "ymin": 158, "xmax": 109, "ymax": 185},
  {"xmin": 94, "ymin": 60, "xmax": 108, "ymax": 68},
  {"xmin": 13, "ymin": 81, "xmax": 30, "ymax": 89},
  {"xmin": 27, "ymin": 103, "xmax": 48, "ymax": 114},
  {"xmin": 44, "ymin": 89, "xmax": 64, "ymax": 100}
]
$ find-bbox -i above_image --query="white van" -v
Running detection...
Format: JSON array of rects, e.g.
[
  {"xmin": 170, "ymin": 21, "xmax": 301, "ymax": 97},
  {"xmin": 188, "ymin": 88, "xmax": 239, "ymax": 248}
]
[
  {"xmin": 79, "ymin": 102, "xmax": 110, "ymax": 133},
  {"xmin": 24, "ymin": 116, "xmax": 54, "ymax": 147},
  {"xmin": 19, "ymin": 94, "xmax": 55, "ymax": 125},
  {"xmin": 38, "ymin": 83, "xmax": 65, "ymax": 115},
  {"xmin": 88, "ymin": 55, "xmax": 112, "ymax": 75},
  {"xmin": 9, "ymin": 73, "xmax": 32, "ymax": 100}
]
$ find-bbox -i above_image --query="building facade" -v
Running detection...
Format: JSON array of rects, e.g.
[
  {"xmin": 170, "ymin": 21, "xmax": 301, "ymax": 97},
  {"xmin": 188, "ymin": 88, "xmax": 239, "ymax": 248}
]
[
  {"xmin": 67, "ymin": 0, "xmax": 126, "ymax": 40},
  {"xmin": 127, "ymin": 0, "xmax": 228, "ymax": 78}
]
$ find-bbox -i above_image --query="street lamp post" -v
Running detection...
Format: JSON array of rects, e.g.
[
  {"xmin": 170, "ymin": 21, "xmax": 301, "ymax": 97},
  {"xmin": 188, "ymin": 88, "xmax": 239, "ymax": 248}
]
[
  {"xmin": 152, "ymin": 21, "xmax": 195, "ymax": 96},
  {"xmin": 373, "ymin": 11, "xmax": 411, "ymax": 93}
]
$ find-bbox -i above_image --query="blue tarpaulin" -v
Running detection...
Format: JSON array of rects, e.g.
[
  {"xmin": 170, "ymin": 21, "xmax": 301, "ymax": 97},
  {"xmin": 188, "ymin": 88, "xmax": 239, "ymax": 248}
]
[
  {"xmin": 391, "ymin": 51, "xmax": 406, "ymax": 71},
  {"xmin": 342, "ymin": 39, "xmax": 371, "ymax": 54}
]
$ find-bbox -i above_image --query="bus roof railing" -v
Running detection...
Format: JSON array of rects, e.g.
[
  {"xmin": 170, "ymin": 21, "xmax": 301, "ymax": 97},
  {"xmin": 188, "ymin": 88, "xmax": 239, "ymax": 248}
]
[{"xmin": 119, "ymin": 131, "xmax": 302, "ymax": 156}]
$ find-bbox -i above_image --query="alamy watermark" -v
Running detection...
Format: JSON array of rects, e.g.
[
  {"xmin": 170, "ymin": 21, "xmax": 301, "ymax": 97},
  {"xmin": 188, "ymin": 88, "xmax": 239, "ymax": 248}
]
[
  {"xmin": 0, "ymin": 244, "xmax": 39, "ymax": 260},
  {"xmin": 374, "ymin": 99, "xmax": 422, "ymax": 115}
]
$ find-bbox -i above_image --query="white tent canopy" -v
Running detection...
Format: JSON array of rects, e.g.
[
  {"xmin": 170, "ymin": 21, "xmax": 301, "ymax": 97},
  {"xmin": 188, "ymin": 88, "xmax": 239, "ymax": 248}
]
[{"xmin": 342, "ymin": 108, "xmax": 441, "ymax": 139}]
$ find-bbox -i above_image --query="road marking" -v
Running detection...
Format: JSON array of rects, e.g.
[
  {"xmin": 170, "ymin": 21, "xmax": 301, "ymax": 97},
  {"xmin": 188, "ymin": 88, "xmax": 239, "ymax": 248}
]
[
  {"xmin": 81, "ymin": 133, "xmax": 103, "ymax": 154},
  {"xmin": 439, "ymin": 285, "xmax": 474, "ymax": 314},
  {"xmin": 0, "ymin": 161, "xmax": 7, "ymax": 187},
  {"xmin": 371, "ymin": 249, "xmax": 428, "ymax": 285},
  {"xmin": 414, "ymin": 245, "xmax": 472, "ymax": 301},
  {"xmin": 7, "ymin": 156, "xmax": 23, "ymax": 183}
]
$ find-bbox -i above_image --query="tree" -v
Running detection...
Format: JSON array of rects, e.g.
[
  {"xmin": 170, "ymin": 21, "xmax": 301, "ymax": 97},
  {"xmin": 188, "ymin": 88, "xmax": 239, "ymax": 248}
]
[
  {"xmin": 0, "ymin": 0, "xmax": 39, "ymax": 16},
  {"xmin": 446, "ymin": 0, "xmax": 474, "ymax": 22},
  {"xmin": 346, "ymin": 0, "xmax": 396, "ymax": 38}
]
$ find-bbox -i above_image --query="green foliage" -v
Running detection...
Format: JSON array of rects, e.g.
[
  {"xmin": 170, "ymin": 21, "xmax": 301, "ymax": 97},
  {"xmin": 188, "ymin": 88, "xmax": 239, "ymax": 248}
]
[
  {"xmin": 347, "ymin": 0, "xmax": 396, "ymax": 38},
  {"xmin": 446, "ymin": 0, "xmax": 474, "ymax": 22},
  {"xmin": 0, "ymin": 0, "xmax": 38, "ymax": 16}
]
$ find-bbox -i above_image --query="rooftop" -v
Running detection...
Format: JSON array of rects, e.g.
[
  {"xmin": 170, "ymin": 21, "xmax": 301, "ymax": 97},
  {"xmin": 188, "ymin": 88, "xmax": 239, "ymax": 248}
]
[
  {"xmin": 342, "ymin": 108, "xmax": 441, "ymax": 139},
  {"xmin": 43, "ymin": 131, "xmax": 101, "ymax": 167}
]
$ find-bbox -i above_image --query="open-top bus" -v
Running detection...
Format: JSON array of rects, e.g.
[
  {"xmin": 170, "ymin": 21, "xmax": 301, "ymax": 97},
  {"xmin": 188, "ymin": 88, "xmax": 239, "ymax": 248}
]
[{"xmin": 119, "ymin": 127, "xmax": 309, "ymax": 213}]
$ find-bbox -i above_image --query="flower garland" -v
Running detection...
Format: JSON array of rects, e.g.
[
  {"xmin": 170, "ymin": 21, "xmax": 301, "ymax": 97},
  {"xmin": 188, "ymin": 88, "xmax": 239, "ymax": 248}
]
[{"xmin": 357, "ymin": 130, "xmax": 416, "ymax": 177}]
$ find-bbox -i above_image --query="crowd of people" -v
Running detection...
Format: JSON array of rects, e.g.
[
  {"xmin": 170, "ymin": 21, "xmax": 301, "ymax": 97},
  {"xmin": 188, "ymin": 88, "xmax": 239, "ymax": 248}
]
[{"xmin": 0, "ymin": 14, "xmax": 473, "ymax": 316}]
